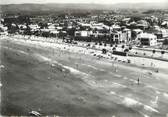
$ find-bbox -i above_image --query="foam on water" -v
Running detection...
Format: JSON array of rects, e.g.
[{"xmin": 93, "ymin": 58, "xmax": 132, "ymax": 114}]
[
  {"xmin": 81, "ymin": 64, "xmax": 105, "ymax": 71},
  {"xmin": 129, "ymin": 79, "xmax": 137, "ymax": 83},
  {"xmin": 112, "ymin": 82, "xmax": 127, "ymax": 88},
  {"xmin": 81, "ymin": 64, "xmax": 98, "ymax": 70},
  {"xmin": 122, "ymin": 97, "xmax": 139, "ymax": 106},
  {"xmin": 63, "ymin": 65, "xmax": 89, "ymax": 76},
  {"xmin": 113, "ymin": 74, "xmax": 122, "ymax": 78},
  {"xmin": 155, "ymin": 91, "xmax": 161, "ymax": 94},
  {"xmin": 35, "ymin": 54, "xmax": 89, "ymax": 77},
  {"xmin": 36, "ymin": 54, "xmax": 52, "ymax": 62},
  {"xmin": 122, "ymin": 96, "xmax": 159, "ymax": 113},
  {"xmin": 2, "ymin": 46, "xmax": 29, "ymax": 55},
  {"xmin": 144, "ymin": 105, "xmax": 159, "ymax": 113},
  {"xmin": 163, "ymin": 93, "xmax": 168, "ymax": 99},
  {"xmin": 0, "ymin": 65, "xmax": 5, "ymax": 69},
  {"xmin": 110, "ymin": 91, "xmax": 116, "ymax": 95},
  {"xmin": 110, "ymin": 93, "xmax": 159, "ymax": 114},
  {"xmin": 139, "ymin": 112, "xmax": 150, "ymax": 117},
  {"xmin": 123, "ymin": 77, "xmax": 128, "ymax": 80},
  {"xmin": 0, "ymin": 83, "xmax": 2, "ymax": 87}
]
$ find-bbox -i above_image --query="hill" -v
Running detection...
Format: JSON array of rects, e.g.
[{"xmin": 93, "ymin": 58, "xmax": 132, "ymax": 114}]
[{"xmin": 0, "ymin": 3, "xmax": 168, "ymax": 14}]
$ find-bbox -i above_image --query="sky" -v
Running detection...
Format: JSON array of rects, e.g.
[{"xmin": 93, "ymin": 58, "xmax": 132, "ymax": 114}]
[{"xmin": 0, "ymin": 0, "xmax": 167, "ymax": 4}]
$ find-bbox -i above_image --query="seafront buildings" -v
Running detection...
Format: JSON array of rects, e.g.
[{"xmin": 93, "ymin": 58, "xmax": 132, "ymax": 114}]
[{"xmin": 1, "ymin": 13, "xmax": 168, "ymax": 48}]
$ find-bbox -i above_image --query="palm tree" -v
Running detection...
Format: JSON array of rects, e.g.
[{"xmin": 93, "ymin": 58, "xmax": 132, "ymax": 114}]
[
  {"xmin": 152, "ymin": 49, "xmax": 156, "ymax": 57},
  {"xmin": 129, "ymin": 46, "xmax": 132, "ymax": 51},
  {"xmin": 110, "ymin": 44, "xmax": 113, "ymax": 47},
  {"xmin": 87, "ymin": 44, "xmax": 90, "ymax": 47},
  {"xmin": 112, "ymin": 47, "xmax": 116, "ymax": 51},
  {"xmin": 121, "ymin": 45, "xmax": 125, "ymax": 51},
  {"xmin": 161, "ymin": 50, "xmax": 165, "ymax": 58},
  {"xmin": 124, "ymin": 49, "xmax": 129, "ymax": 53},
  {"xmin": 102, "ymin": 48, "xmax": 107, "ymax": 54},
  {"xmin": 99, "ymin": 42, "xmax": 102, "ymax": 46}
]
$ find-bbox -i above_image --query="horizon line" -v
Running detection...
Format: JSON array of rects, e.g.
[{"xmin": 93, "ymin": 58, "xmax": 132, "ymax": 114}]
[{"xmin": 0, "ymin": 1, "xmax": 167, "ymax": 5}]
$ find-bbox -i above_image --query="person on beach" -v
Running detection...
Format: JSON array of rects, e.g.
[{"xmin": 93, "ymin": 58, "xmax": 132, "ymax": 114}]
[{"xmin": 137, "ymin": 77, "xmax": 140, "ymax": 85}]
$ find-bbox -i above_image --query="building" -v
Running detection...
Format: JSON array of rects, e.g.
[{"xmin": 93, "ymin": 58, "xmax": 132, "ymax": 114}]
[
  {"xmin": 75, "ymin": 30, "xmax": 92, "ymax": 37},
  {"xmin": 122, "ymin": 28, "xmax": 131, "ymax": 42},
  {"xmin": 136, "ymin": 20, "xmax": 149, "ymax": 30},
  {"xmin": 50, "ymin": 30, "xmax": 59, "ymax": 37},
  {"xmin": 29, "ymin": 24, "xmax": 40, "ymax": 32},
  {"xmin": 137, "ymin": 33, "xmax": 157, "ymax": 46},
  {"xmin": 74, "ymin": 30, "xmax": 92, "ymax": 41},
  {"xmin": 0, "ymin": 24, "xmax": 8, "ymax": 35},
  {"xmin": 161, "ymin": 20, "xmax": 168, "ymax": 28},
  {"xmin": 146, "ymin": 26, "xmax": 168, "ymax": 40},
  {"xmin": 132, "ymin": 29, "xmax": 143, "ymax": 40},
  {"xmin": 111, "ymin": 25, "xmax": 121, "ymax": 31},
  {"xmin": 48, "ymin": 24, "xmax": 56, "ymax": 31},
  {"xmin": 111, "ymin": 31, "xmax": 122, "ymax": 44},
  {"xmin": 122, "ymin": 18, "xmax": 131, "ymax": 25}
]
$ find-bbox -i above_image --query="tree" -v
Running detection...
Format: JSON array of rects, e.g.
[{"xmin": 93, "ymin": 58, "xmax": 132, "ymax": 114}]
[
  {"xmin": 99, "ymin": 42, "xmax": 102, "ymax": 46},
  {"xmin": 18, "ymin": 16, "xmax": 30, "ymax": 24},
  {"xmin": 124, "ymin": 49, "xmax": 129, "ymax": 53},
  {"xmin": 24, "ymin": 24, "xmax": 31, "ymax": 35},
  {"xmin": 87, "ymin": 44, "xmax": 90, "ymax": 47},
  {"xmin": 67, "ymin": 27, "xmax": 76, "ymax": 36},
  {"xmin": 112, "ymin": 47, "xmax": 116, "ymax": 51},
  {"xmin": 121, "ymin": 45, "xmax": 125, "ymax": 51},
  {"xmin": 163, "ymin": 39, "xmax": 168, "ymax": 45},
  {"xmin": 110, "ymin": 44, "xmax": 113, "ymax": 47},
  {"xmin": 129, "ymin": 46, "xmax": 132, "ymax": 50},
  {"xmin": 102, "ymin": 49, "xmax": 107, "ymax": 54},
  {"xmin": 42, "ymin": 31, "xmax": 50, "ymax": 38},
  {"xmin": 7, "ymin": 23, "xmax": 19, "ymax": 34},
  {"xmin": 161, "ymin": 50, "xmax": 165, "ymax": 58},
  {"xmin": 104, "ymin": 43, "xmax": 107, "ymax": 47},
  {"xmin": 38, "ymin": 22, "xmax": 48, "ymax": 29},
  {"xmin": 152, "ymin": 49, "xmax": 156, "ymax": 57}
]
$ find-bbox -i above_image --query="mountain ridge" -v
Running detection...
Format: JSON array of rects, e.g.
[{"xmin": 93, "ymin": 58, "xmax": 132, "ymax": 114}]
[{"xmin": 1, "ymin": 3, "xmax": 168, "ymax": 14}]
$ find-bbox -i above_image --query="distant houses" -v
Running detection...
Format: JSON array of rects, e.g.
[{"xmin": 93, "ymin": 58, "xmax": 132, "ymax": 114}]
[{"xmin": 1, "ymin": 13, "xmax": 168, "ymax": 48}]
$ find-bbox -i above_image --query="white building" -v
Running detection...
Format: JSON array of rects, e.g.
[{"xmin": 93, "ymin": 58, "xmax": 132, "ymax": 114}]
[
  {"xmin": 0, "ymin": 24, "xmax": 8, "ymax": 31},
  {"xmin": 111, "ymin": 25, "xmax": 121, "ymax": 31},
  {"xmin": 29, "ymin": 24, "xmax": 40, "ymax": 31},
  {"xmin": 0, "ymin": 24, "xmax": 8, "ymax": 35},
  {"xmin": 161, "ymin": 20, "xmax": 168, "ymax": 28},
  {"xmin": 122, "ymin": 28, "xmax": 131, "ymax": 42},
  {"xmin": 75, "ymin": 31, "xmax": 92, "ymax": 37},
  {"xmin": 111, "ymin": 31, "xmax": 122, "ymax": 44},
  {"xmin": 132, "ymin": 29, "xmax": 143, "ymax": 40},
  {"xmin": 48, "ymin": 24, "xmax": 56, "ymax": 31},
  {"xmin": 137, "ymin": 33, "xmax": 157, "ymax": 46}
]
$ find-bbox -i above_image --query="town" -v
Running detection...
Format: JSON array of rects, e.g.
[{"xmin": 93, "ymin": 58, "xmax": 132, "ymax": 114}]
[
  {"xmin": 1, "ymin": 9, "xmax": 168, "ymax": 57},
  {"xmin": 0, "ymin": 2, "xmax": 168, "ymax": 117}
]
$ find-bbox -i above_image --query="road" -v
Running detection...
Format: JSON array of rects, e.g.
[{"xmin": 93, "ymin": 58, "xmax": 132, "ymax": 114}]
[{"xmin": 0, "ymin": 36, "xmax": 168, "ymax": 117}]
